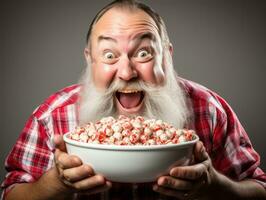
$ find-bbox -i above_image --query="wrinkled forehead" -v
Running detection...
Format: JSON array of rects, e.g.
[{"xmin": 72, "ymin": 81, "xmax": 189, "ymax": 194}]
[{"xmin": 90, "ymin": 7, "xmax": 161, "ymax": 43}]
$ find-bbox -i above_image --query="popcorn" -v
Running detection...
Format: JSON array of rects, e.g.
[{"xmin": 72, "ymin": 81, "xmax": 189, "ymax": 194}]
[
  {"xmin": 132, "ymin": 121, "xmax": 142, "ymax": 129},
  {"xmin": 113, "ymin": 132, "xmax": 123, "ymax": 141},
  {"xmin": 122, "ymin": 121, "xmax": 133, "ymax": 130},
  {"xmin": 132, "ymin": 129, "xmax": 142, "ymax": 135},
  {"xmin": 144, "ymin": 127, "xmax": 152, "ymax": 136},
  {"xmin": 130, "ymin": 133, "xmax": 140, "ymax": 144},
  {"xmin": 155, "ymin": 129, "xmax": 164, "ymax": 137},
  {"xmin": 159, "ymin": 133, "xmax": 168, "ymax": 143},
  {"xmin": 109, "ymin": 136, "xmax": 115, "ymax": 144},
  {"xmin": 147, "ymin": 139, "xmax": 156, "ymax": 145},
  {"xmin": 169, "ymin": 127, "xmax": 176, "ymax": 134},
  {"xmin": 122, "ymin": 137, "xmax": 131, "ymax": 145},
  {"xmin": 155, "ymin": 119, "xmax": 163, "ymax": 126},
  {"xmin": 104, "ymin": 126, "xmax": 113, "ymax": 137},
  {"xmin": 100, "ymin": 116, "xmax": 115, "ymax": 124},
  {"xmin": 98, "ymin": 132, "xmax": 106, "ymax": 143},
  {"xmin": 135, "ymin": 116, "xmax": 145, "ymax": 122},
  {"xmin": 88, "ymin": 130, "xmax": 96, "ymax": 138},
  {"xmin": 122, "ymin": 129, "xmax": 131, "ymax": 137},
  {"xmin": 68, "ymin": 115, "xmax": 196, "ymax": 145},
  {"xmin": 92, "ymin": 140, "xmax": 100, "ymax": 144},
  {"xmin": 176, "ymin": 129, "xmax": 184, "ymax": 136},
  {"xmin": 178, "ymin": 135, "xmax": 187, "ymax": 143},
  {"xmin": 112, "ymin": 123, "xmax": 122, "ymax": 133},
  {"xmin": 140, "ymin": 134, "xmax": 148, "ymax": 143},
  {"xmin": 71, "ymin": 133, "xmax": 80, "ymax": 141},
  {"xmin": 79, "ymin": 132, "xmax": 89, "ymax": 142}
]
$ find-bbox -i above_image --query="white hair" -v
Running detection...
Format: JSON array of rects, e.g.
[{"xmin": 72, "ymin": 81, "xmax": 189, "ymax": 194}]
[{"xmin": 78, "ymin": 47, "xmax": 191, "ymax": 129}]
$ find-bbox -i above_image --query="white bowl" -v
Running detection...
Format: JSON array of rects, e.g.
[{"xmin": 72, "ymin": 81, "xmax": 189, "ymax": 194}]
[{"xmin": 63, "ymin": 132, "xmax": 199, "ymax": 183}]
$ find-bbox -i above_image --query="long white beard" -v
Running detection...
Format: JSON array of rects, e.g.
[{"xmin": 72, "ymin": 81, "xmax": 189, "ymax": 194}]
[{"xmin": 78, "ymin": 68, "xmax": 190, "ymax": 129}]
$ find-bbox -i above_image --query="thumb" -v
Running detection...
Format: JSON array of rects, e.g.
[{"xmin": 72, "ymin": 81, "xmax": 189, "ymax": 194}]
[
  {"xmin": 194, "ymin": 141, "xmax": 208, "ymax": 162},
  {"xmin": 53, "ymin": 134, "xmax": 67, "ymax": 152}
]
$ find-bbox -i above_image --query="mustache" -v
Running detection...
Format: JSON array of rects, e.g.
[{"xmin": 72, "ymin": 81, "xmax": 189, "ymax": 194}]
[
  {"xmin": 104, "ymin": 79, "xmax": 147, "ymax": 96},
  {"xmin": 103, "ymin": 79, "xmax": 162, "ymax": 98}
]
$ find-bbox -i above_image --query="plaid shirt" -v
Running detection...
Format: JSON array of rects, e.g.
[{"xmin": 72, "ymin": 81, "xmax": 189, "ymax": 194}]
[{"xmin": 1, "ymin": 78, "xmax": 265, "ymax": 199}]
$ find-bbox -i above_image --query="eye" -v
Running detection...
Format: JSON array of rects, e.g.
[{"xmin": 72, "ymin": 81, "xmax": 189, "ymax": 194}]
[
  {"xmin": 136, "ymin": 49, "xmax": 150, "ymax": 58},
  {"xmin": 104, "ymin": 51, "xmax": 115, "ymax": 59},
  {"xmin": 134, "ymin": 48, "xmax": 153, "ymax": 62}
]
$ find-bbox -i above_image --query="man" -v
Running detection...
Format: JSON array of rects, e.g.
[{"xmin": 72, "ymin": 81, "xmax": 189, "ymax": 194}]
[{"xmin": 1, "ymin": 0, "xmax": 266, "ymax": 199}]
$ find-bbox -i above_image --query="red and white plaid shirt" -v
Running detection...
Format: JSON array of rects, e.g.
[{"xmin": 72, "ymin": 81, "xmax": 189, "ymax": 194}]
[{"xmin": 1, "ymin": 78, "xmax": 265, "ymax": 199}]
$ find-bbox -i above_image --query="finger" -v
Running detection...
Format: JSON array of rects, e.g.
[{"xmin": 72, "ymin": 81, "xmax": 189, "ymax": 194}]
[
  {"xmin": 194, "ymin": 141, "xmax": 208, "ymax": 162},
  {"xmin": 72, "ymin": 174, "xmax": 106, "ymax": 191},
  {"xmin": 54, "ymin": 134, "xmax": 67, "ymax": 152},
  {"xmin": 63, "ymin": 164, "xmax": 94, "ymax": 182},
  {"xmin": 79, "ymin": 181, "xmax": 112, "ymax": 196},
  {"xmin": 55, "ymin": 149, "xmax": 82, "ymax": 169},
  {"xmin": 188, "ymin": 177, "xmax": 208, "ymax": 198},
  {"xmin": 157, "ymin": 176, "xmax": 194, "ymax": 190},
  {"xmin": 170, "ymin": 162, "xmax": 209, "ymax": 180},
  {"xmin": 153, "ymin": 184, "xmax": 188, "ymax": 199}
]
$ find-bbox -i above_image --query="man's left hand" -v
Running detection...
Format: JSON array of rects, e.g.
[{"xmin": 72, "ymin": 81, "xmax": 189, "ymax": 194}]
[{"xmin": 153, "ymin": 141, "xmax": 217, "ymax": 200}]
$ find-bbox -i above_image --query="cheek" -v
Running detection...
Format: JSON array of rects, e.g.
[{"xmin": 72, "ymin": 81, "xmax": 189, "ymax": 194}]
[
  {"xmin": 92, "ymin": 63, "xmax": 116, "ymax": 88},
  {"xmin": 136, "ymin": 61, "xmax": 165, "ymax": 84}
]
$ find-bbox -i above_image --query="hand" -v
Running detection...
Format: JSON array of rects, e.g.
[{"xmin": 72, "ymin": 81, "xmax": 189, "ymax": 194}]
[
  {"xmin": 153, "ymin": 141, "xmax": 217, "ymax": 200},
  {"xmin": 53, "ymin": 135, "xmax": 112, "ymax": 196}
]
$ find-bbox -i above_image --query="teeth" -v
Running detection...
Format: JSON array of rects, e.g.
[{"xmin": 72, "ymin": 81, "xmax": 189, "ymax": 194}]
[{"xmin": 118, "ymin": 89, "xmax": 140, "ymax": 93}]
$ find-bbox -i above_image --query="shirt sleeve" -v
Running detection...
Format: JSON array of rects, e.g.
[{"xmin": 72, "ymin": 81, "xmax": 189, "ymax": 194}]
[
  {"xmin": 210, "ymin": 93, "xmax": 266, "ymax": 189},
  {"xmin": 1, "ymin": 114, "xmax": 54, "ymax": 199}
]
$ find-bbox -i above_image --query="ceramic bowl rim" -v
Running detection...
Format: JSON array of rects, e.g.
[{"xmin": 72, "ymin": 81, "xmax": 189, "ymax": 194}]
[{"xmin": 63, "ymin": 132, "xmax": 199, "ymax": 151}]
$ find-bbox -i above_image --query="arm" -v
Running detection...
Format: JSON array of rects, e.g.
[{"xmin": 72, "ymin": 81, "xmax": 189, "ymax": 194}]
[
  {"xmin": 153, "ymin": 141, "xmax": 266, "ymax": 200},
  {"xmin": 213, "ymin": 172, "xmax": 266, "ymax": 200},
  {"xmin": 153, "ymin": 83, "xmax": 266, "ymax": 199},
  {"xmin": 5, "ymin": 135, "xmax": 111, "ymax": 200},
  {"xmin": 6, "ymin": 167, "xmax": 73, "ymax": 200}
]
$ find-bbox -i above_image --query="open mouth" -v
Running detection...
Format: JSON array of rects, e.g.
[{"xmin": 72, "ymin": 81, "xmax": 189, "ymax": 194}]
[{"xmin": 115, "ymin": 89, "xmax": 145, "ymax": 109}]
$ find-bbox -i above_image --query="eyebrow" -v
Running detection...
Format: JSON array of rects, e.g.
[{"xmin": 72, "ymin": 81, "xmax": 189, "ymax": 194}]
[
  {"xmin": 135, "ymin": 32, "xmax": 155, "ymax": 42},
  {"xmin": 98, "ymin": 35, "xmax": 117, "ymax": 43},
  {"xmin": 97, "ymin": 32, "xmax": 156, "ymax": 44}
]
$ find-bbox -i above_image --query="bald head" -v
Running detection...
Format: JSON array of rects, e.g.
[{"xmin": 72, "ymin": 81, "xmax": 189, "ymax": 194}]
[{"xmin": 86, "ymin": 0, "xmax": 170, "ymax": 49}]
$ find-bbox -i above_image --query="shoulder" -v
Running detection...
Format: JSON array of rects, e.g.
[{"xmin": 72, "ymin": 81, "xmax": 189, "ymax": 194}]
[
  {"xmin": 178, "ymin": 77, "xmax": 231, "ymax": 139},
  {"xmin": 178, "ymin": 77, "xmax": 227, "ymax": 114},
  {"xmin": 32, "ymin": 84, "xmax": 81, "ymax": 120},
  {"xmin": 178, "ymin": 77, "xmax": 216, "ymax": 101}
]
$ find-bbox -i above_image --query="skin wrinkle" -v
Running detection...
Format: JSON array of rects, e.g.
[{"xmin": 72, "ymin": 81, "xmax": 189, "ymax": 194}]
[
  {"xmin": 94, "ymin": 25, "xmax": 160, "ymax": 60},
  {"xmin": 80, "ymin": 7, "xmax": 188, "ymax": 127},
  {"xmin": 91, "ymin": 14, "xmax": 160, "ymax": 47},
  {"xmin": 92, "ymin": 8, "xmax": 160, "ymax": 40},
  {"xmin": 91, "ymin": 9, "xmax": 160, "ymax": 53},
  {"xmin": 89, "ymin": 8, "xmax": 164, "ymax": 90},
  {"xmin": 98, "ymin": 32, "xmax": 156, "ymax": 51},
  {"xmin": 5, "ymin": 3, "xmax": 266, "ymax": 200},
  {"xmin": 98, "ymin": 35, "xmax": 156, "ymax": 60},
  {"xmin": 101, "ymin": 21, "xmax": 159, "ymax": 36}
]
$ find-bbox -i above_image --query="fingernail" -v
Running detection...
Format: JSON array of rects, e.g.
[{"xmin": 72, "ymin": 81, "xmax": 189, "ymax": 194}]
[
  {"xmin": 158, "ymin": 177, "xmax": 166, "ymax": 186},
  {"xmin": 200, "ymin": 148, "xmax": 208, "ymax": 160},
  {"xmin": 153, "ymin": 185, "xmax": 158, "ymax": 191},
  {"xmin": 200, "ymin": 147, "xmax": 205, "ymax": 154}
]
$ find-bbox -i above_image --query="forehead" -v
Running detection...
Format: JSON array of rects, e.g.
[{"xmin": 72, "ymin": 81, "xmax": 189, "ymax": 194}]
[{"xmin": 91, "ymin": 7, "xmax": 160, "ymax": 42}]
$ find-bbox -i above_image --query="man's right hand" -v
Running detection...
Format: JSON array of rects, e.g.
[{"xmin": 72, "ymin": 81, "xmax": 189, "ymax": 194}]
[
  {"xmin": 6, "ymin": 135, "xmax": 112, "ymax": 200},
  {"xmin": 53, "ymin": 134, "xmax": 112, "ymax": 196}
]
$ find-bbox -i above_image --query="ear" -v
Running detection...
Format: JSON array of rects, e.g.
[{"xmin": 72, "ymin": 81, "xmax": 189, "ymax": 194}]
[
  {"xmin": 162, "ymin": 43, "xmax": 174, "ymax": 71},
  {"xmin": 84, "ymin": 47, "xmax": 91, "ymax": 64},
  {"xmin": 168, "ymin": 43, "xmax": 173, "ymax": 56}
]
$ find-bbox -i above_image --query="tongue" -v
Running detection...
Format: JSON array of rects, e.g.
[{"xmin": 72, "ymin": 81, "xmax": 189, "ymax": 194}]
[{"xmin": 118, "ymin": 92, "xmax": 142, "ymax": 109}]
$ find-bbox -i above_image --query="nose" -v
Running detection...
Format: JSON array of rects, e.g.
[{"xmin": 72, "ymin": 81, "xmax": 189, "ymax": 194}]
[{"xmin": 117, "ymin": 56, "xmax": 138, "ymax": 81}]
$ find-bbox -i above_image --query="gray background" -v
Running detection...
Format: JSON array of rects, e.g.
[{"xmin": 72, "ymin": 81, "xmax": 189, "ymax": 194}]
[{"xmin": 1, "ymin": 0, "xmax": 265, "ymax": 186}]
